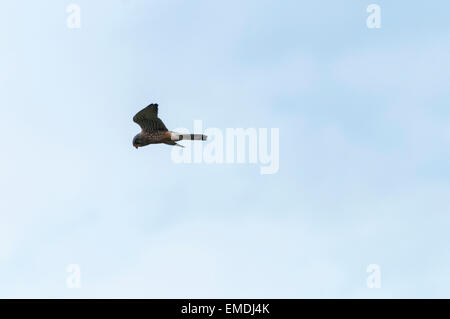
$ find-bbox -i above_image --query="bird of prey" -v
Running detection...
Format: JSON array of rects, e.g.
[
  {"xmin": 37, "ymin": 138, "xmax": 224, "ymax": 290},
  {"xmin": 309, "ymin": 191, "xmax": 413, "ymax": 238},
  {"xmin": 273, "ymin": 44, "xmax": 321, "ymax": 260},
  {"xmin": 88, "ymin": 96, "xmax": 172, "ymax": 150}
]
[{"xmin": 132, "ymin": 103, "xmax": 207, "ymax": 149}]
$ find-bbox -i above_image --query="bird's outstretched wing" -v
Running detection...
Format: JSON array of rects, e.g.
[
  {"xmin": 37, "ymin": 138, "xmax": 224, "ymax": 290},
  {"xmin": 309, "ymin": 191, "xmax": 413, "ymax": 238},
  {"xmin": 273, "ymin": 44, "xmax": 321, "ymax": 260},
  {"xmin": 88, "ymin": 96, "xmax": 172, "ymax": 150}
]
[{"xmin": 133, "ymin": 103, "xmax": 168, "ymax": 132}]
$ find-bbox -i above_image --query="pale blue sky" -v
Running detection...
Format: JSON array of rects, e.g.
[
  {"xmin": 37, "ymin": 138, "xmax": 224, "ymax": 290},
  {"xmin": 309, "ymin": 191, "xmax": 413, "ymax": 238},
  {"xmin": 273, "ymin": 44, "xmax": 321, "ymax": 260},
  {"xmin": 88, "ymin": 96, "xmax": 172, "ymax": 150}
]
[{"xmin": 1, "ymin": 0, "xmax": 450, "ymax": 298}]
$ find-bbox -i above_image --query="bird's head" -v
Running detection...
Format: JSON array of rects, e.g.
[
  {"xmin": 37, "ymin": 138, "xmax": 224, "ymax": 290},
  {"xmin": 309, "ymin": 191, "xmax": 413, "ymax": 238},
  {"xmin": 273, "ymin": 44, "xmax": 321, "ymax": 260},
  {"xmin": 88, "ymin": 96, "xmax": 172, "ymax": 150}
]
[{"xmin": 132, "ymin": 134, "xmax": 143, "ymax": 149}]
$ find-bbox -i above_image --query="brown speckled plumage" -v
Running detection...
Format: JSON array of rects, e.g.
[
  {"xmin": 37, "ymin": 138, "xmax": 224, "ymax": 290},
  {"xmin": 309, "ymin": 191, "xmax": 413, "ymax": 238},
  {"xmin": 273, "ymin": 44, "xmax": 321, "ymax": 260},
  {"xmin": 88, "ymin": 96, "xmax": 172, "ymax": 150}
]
[{"xmin": 140, "ymin": 130, "xmax": 172, "ymax": 145}]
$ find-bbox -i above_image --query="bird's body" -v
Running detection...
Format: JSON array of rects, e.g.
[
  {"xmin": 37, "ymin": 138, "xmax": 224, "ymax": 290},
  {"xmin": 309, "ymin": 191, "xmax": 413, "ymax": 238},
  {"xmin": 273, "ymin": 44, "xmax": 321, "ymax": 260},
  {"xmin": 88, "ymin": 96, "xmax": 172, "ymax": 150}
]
[
  {"xmin": 132, "ymin": 103, "xmax": 207, "ymax": 149},
  {"xmin": 139, "ymin": 130, "xmax": 173, "ymax": 146}
]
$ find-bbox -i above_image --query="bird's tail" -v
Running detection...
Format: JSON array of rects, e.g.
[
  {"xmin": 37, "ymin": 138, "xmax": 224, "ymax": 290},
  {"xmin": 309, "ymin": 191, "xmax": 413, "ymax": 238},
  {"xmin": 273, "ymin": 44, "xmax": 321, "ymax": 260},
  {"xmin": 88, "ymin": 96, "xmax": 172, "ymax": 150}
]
[{"xmin": 171, "ymin": 133, "xmax": 207, "ymax": 141}]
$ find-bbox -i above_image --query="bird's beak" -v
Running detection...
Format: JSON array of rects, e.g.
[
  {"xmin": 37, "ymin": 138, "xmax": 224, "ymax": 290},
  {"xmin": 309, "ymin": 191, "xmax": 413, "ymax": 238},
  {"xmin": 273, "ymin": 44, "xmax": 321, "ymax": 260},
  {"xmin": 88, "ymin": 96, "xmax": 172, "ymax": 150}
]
[{"xmin": 134, "ymin": 146, "xmax": 138, "ymax": 149}]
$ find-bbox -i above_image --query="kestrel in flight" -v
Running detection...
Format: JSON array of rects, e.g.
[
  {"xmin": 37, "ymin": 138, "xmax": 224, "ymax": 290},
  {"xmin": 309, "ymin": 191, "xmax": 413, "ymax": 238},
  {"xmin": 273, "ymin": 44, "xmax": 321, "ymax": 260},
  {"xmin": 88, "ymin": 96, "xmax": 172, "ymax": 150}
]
[{"xmin": 132, "ymin": 103, "xmax": 207, "ymax": 149}]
